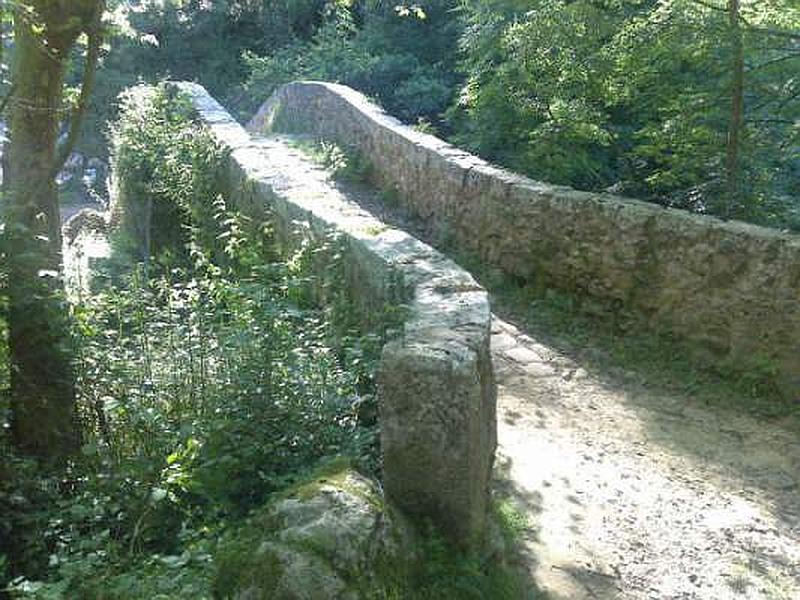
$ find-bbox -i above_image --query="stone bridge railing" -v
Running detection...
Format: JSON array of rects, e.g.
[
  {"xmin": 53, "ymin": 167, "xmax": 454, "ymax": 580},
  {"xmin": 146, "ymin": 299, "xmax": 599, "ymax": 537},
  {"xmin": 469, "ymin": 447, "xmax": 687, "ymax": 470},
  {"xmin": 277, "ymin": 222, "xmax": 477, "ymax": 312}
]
[
  {"xmin": 251, "ymin": 81, "xmax": 800, "ymax": 395},
  {"xmin": 174, "ymin": 83, "xmax": 496, "ymax": 550}
]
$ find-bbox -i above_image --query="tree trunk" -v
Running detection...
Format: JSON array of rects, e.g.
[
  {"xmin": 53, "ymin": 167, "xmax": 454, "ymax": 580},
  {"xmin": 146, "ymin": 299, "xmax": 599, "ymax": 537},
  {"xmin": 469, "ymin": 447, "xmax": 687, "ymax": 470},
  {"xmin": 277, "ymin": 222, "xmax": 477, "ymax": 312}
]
[
  {"xmin": 5, "ymin": 1, "xmax": 103, "ymax": 459},
  {"xmin": 6, "ymin": 6, "xmax": 78, "ymax": 458},
  {"xmin": 725, "ymin": 0, "xmax": 744, "ymax": 216}
]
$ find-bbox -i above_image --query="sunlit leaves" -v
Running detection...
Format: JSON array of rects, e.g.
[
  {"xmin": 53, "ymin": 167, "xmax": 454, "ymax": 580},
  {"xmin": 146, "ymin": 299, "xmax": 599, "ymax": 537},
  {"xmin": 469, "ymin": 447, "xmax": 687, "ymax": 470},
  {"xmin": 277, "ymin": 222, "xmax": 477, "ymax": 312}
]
[
  {"xmin": 395, "ymin": 3, "xmax": 427, "ymax": 19},
  {"xmin": 453, "ymin": 0, "xmax": 800, "ymax": 226}
]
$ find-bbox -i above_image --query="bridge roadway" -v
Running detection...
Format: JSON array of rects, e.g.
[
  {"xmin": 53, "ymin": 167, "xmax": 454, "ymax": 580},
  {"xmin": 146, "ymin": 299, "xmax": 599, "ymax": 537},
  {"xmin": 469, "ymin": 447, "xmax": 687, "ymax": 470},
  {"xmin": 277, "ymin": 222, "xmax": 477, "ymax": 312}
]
[
  {"xmin": 491, "ymin": 315, "xmax": 798, "ymax": 599},
  {"xmin": 325, "ymin": 148, "xmax": 800, "ymax": 600}
]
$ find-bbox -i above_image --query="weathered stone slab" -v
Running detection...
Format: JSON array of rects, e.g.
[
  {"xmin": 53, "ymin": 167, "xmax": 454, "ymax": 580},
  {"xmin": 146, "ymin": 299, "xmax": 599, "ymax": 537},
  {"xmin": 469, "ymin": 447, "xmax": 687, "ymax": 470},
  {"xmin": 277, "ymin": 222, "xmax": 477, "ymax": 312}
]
[
  {"xmin": 217, "ymin": 468, "xmax": 416, "ymax": 599},
  {"xmin": 173, "ymin": 82, "xmax": 496, "ymax": 550}
]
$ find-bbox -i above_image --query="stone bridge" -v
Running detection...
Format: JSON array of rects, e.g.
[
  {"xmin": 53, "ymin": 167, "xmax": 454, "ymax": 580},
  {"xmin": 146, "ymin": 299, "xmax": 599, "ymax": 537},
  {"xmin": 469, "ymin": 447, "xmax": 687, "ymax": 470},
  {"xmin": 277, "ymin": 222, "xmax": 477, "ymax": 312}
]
[
  {"xmin": 106, "ymin": 82, "xmax": 800, "ymax": 597},
  {"xmin": 253, "ymin": 82, "xmax": 800, "ymax": 398},
  {"xmin": 174, "ymin": 82, "xmax": 496, "ymax": 551}
]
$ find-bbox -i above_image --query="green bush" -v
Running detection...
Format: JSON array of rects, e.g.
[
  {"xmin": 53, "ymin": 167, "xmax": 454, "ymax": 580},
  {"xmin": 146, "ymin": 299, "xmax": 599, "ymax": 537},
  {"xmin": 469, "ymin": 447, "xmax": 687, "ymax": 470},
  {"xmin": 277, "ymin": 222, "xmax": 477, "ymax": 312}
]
[
  {"xmin": 2, "ymin": 84, "xmax": 382, "ymax": 598},
  {"xmin": 74, "ymin": 0, "xmax": 328, "ymax": 156},
  {"xmin": 452, "ymin": 0, "xmax": 800, "ymax": 228},
  {"xmin": 241, "ymin": 2, "xmax": 461, "ymax": 127},
  {"xmin": 110, "ymin": 84, "xmax": 233, "ymax": 266}
]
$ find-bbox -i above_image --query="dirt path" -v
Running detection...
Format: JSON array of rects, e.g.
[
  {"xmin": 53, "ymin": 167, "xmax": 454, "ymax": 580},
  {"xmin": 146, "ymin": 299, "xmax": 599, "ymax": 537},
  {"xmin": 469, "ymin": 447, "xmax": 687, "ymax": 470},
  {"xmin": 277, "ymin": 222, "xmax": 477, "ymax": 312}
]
[{"xmin": 492, "ymin": 317, "xmax": 800, "ymax": 599}]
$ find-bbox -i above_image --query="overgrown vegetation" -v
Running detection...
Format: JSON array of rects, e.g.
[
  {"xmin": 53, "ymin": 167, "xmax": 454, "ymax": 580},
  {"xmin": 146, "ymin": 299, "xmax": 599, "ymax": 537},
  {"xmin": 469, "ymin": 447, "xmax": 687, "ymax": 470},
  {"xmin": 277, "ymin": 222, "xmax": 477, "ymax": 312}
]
[
  {"xmin": 1, "ymin": 84, "xmax": 383, "ymax": 597},
  {"xmin": 1, "ymin": 0, "xmax": 797, "ymax": 595},
  {"xmin": 1, "ymin": 84, "xmax": 534, "ymax": 599},
  {"xmin": 75, "ymin": 0, "xmax": 328, "ymax": 156},
  {"xmin": 288, "ymin": 136, "xmax": 374, "ymax": 184}
]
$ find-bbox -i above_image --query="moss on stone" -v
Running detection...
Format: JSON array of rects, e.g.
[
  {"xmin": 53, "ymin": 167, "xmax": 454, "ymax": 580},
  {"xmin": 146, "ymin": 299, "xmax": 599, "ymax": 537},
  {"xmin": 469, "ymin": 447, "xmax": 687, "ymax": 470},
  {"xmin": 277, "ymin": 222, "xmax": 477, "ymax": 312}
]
[
  {"xmin": 363, "ymin": 224, "xmax": 388, "ymax": 237},
  {"xmin": 279, "ymin": 459, "xmax": 385, "ymax": 512},
  {"xmin": 213, "ymin": 464, "xmax": 393, "ymax": 599},
  {"xmin": 213, "ymin": 536, "xmax": 283, "ymax": 598}
]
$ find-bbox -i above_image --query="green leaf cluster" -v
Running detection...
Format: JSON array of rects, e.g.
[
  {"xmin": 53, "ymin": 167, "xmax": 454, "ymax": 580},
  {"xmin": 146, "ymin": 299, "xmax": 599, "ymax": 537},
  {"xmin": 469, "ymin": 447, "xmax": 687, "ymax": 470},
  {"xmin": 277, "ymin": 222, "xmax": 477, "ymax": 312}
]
[
  {"xmin": 241, "ymin": 0, "xmax": 462, "ymax": 128},
  {"xmin": 452, "ymin": 0, "xmax": 800, "ymax": 227}
]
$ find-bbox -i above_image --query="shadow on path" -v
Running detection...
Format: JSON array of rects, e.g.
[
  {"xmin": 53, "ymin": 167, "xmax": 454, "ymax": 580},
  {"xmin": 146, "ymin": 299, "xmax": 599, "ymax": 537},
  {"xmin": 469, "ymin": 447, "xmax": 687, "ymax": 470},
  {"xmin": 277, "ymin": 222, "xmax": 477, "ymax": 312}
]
[{"xmin": 490, "ymin": 314, "xmax": 799, "ymax": 599}]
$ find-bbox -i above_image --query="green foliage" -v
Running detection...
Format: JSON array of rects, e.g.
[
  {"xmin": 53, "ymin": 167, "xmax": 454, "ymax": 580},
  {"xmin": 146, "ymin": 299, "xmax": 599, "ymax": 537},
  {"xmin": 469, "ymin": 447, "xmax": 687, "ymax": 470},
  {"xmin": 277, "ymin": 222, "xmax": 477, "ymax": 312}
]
[
  {"xmin": 241, "ymin": 0, "xmax": 462, "ymax": 126},
  {"xmin": 381, "ymin": 538, "xmax": 522, "ymax": 599},
  {"xmin": 110, "ymin": 83, "xmax": 233, "ymax": 265},
  {"xmin": 452, "ymin": 0, "xmax": 618, "ymax": 188},
  {"xmin": 80, "ymin": 0, "xmax": 798, "ymax": 231},
  {"xmin": 290, "ymin": 137, "xmax": 373, "ymax": 183},
  {"xmin": 452, "ymin": 0, "xmax": 800, "ymax": 228},
  {"xmin": 234, "ymin": 0, "xmax": 800, "ymax": 229},
  {"xmin": 1, "ymin": 83, "xmax": 382, "ymax": 598},
  {"xmin": 366, "ymin": 507, "xmax": 537, "ymax": 600},
  {"xmin": 67, "ymin": 0, "xmax": 800, "ymax": 233},
  {"xmin": 0, "ymin": 269, "xmax": 8, "ymax": 394},
  {"xmin": 76, "ymin": 0, "xmax": 328, "ymax": 155}
]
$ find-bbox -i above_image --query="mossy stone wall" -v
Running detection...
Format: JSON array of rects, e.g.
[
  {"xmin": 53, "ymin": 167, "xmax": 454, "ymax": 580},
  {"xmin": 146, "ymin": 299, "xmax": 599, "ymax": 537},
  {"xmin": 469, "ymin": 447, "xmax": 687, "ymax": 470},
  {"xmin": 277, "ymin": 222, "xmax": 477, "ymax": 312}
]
[
  {"xmin": 251, "ymin": 81, "xmax": 800, "ymax": 395},
  {"xmin": 171, "ymin": 82, "xmax": 496, "ymax": 551}
]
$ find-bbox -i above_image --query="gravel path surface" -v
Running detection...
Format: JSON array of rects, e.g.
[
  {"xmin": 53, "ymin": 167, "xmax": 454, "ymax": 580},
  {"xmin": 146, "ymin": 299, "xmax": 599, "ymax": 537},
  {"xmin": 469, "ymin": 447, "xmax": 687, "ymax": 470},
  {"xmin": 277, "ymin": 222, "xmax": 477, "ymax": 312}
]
[{"xmin": 492, "ymin": 317, "xmax": 799, "ymax": 599}]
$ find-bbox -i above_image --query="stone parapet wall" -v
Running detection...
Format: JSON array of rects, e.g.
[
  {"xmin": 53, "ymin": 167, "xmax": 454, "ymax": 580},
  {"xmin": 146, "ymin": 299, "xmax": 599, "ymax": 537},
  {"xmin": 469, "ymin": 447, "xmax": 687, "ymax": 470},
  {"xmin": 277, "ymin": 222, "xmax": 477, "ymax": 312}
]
[
  {"xmin": 250, "ymin": 81, "xmax": 800, "ymax": 393},
  {"xmin": 173, "ymin": 83, "xmax": 496, "ymax": 550}
]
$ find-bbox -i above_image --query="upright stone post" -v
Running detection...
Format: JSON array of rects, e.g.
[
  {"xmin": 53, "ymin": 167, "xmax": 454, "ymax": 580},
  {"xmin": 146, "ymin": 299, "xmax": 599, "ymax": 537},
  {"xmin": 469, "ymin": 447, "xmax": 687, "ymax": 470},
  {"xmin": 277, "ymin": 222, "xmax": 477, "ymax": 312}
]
[{"xmin": 378, "ymin": 281, "xmax": 496, "ymax": 551}]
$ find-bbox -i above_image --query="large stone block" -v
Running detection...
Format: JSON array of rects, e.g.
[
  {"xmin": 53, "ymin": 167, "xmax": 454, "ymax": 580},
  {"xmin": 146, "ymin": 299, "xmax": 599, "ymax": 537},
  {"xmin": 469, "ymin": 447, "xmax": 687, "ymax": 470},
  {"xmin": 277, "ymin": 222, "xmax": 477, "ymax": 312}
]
[{"xmin": 380, "ymin": 332, "xmax": 495, "ymax": 549}]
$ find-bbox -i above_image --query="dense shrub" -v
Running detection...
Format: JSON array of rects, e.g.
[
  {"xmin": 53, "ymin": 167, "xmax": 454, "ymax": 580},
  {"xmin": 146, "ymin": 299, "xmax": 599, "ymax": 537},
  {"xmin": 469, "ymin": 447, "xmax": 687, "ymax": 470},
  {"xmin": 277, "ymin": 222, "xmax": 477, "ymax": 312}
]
[
  {"xmin": 75, "ymin": 0, "xmax": 327, "ymax": 156},
  {"xmin": 1, "ymin": 84, "xmax": 380, "ymax": 597},
  {"xmin": 451, "ymin": 0, "xmax": 800, "ymax": 229},
  {"xmin": 109, "ymin": 83, "xmax": 240, "ymax": 268},
  {"xmin": 241, "ymin": 1, "xmax": 462, "ymax": 128}
]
